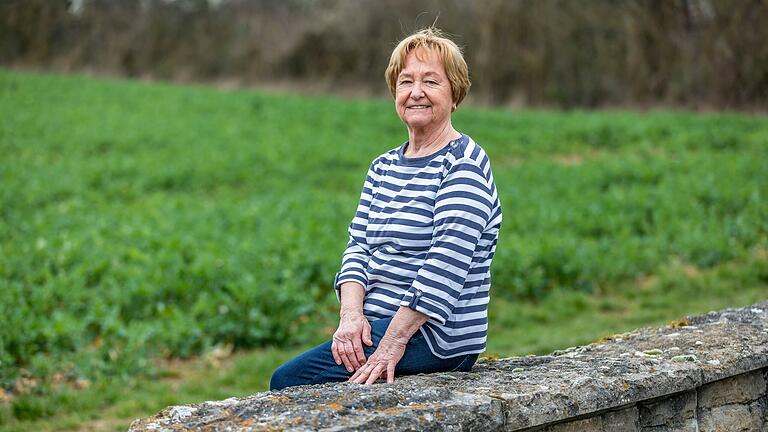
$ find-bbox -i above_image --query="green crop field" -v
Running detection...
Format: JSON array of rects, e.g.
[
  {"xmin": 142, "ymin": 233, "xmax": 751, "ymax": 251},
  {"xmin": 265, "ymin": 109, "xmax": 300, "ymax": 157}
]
[{"xmin": 1, "ymin": 69, "xmax": 767, "ymax": 431}]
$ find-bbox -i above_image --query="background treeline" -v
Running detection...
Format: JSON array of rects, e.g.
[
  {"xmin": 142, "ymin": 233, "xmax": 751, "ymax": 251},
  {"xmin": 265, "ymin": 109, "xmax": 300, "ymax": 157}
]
[{"xmin": 1, "ymin": 0, "xmax": 767, "ymax": 109}]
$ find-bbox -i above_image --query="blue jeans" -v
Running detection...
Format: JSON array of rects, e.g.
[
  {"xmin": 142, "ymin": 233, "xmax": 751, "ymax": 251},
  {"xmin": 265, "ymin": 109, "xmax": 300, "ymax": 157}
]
[{"xmin": 270, "ymin": 317, "xmax": 478, "ymax": 390}]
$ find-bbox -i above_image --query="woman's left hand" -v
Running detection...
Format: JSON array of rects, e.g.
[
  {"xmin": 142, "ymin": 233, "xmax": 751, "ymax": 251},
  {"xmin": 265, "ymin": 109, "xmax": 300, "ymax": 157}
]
[{"xmin": 348, "ymin": 334, "xmax": 407, "ymax": 384}]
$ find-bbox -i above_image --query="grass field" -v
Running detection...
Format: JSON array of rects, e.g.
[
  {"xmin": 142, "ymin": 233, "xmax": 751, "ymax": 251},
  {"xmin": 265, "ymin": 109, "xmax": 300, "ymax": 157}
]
[{"xmin": 1, "ymin": 69, "xmax": 767, "ymax": 431}]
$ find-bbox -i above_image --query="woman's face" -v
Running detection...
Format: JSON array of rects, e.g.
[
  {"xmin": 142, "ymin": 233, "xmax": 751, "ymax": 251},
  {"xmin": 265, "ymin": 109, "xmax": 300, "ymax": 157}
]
[{"xmin": 395, "ymin": 49, "xmax": 454, "ymax": 131}]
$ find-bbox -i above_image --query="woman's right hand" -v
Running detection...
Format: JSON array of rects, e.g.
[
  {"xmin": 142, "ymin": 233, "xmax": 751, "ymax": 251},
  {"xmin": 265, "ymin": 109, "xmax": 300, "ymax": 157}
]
[{"xmin": 331, "ymin": 311, "xmax": 373, "ymax": 372}]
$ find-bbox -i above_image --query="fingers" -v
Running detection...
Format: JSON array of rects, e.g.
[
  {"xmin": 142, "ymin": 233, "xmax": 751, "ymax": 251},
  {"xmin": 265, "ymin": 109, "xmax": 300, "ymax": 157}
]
[
  {"xmin": 333, "ymin": 338, "xmax": 354, "ymax": 372},
  {"xmin": 350, "ymin": 361, "xmax": 375, "ymax": 384},
  {"xmin": 331, "ymin": 341, "xmax": 341, "ymax": 365},
  {"xmin": 362, "ymin": 321, "xmax": 373, "ymax": 346},
  {"xmin": 339, "ymin": 341, "xmax": 359, "ymax": 372},
  {"xmin": 351, "ymin": 338, "xmax": 367, "ymax": 366},
  {"xmin": 386, "ymin": 362, "xmax": 396, "ymax": 384},
  {"xmin": 348, "ymin": 364, "xmax": 365, "ymax": 383},
  {"xmin": 346, "ymin": 341, "xmax": 362, "ymax": 369},
  {"xmin": 333, "ymin": 315, "xmax": 372, "ymax": 372},
  {"xmin": 348, "ymin": 362, "xmax": 388, "ymax": 385},
  {"xmin": 365, "ymin": 363, "xmax": 386, "ymax": 385},
  {"xmin": 350, "ymin": 363, "xmax": 373, "ymax": 384}
]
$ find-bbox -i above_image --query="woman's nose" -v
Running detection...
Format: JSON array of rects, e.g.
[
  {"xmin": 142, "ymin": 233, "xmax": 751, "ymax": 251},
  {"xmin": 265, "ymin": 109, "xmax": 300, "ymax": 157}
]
[{"xmin": 410, "ymin": 83, "xmax": 424, "ymax": 99}]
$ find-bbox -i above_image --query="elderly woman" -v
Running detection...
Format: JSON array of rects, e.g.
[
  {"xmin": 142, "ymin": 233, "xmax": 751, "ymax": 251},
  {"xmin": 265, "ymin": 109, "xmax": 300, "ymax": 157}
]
[{"xmin": 270, "ymin": 28, "xmax": 502, "ymax": 389}]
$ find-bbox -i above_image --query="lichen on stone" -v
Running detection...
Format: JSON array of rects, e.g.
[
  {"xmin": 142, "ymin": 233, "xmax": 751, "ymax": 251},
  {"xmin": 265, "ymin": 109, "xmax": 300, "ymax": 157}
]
[{"xmin": 671, "ymin": 354, "xmax": 698, "ymax": 363}]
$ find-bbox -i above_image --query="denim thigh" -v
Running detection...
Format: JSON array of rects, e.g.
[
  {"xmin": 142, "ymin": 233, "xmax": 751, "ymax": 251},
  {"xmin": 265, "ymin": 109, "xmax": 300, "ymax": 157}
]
[{"xmin": 269, "ymin": 317, "xmax": 479, "ymax": 390}]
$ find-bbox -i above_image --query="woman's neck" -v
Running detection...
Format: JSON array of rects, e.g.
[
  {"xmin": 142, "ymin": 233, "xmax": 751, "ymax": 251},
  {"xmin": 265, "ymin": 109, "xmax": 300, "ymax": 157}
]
[{"xmin": 405, "ymin": 122, "xmax": 460, "ymax": 157}]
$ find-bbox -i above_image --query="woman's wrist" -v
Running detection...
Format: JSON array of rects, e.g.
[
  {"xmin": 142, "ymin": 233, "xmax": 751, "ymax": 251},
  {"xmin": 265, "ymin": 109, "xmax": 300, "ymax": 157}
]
[
  {"xmin": 339, "ymin": 306, "xmax": 364, "ymax": 319},
  {"xmin": 380, "ymin": 332, "xmax": 409, "ymax": 347},
  {"xmin": 339, "ymin": 282, "xmax": 365, "ymax": 318},
  {"xmin": 383, "ymin": 306, "xmax": 429, "ymax": 342}
]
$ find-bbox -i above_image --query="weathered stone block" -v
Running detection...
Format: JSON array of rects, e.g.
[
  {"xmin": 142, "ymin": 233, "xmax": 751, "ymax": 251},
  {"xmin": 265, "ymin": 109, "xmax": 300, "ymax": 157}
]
[
  {"xmin": 540, "ymin": 416, "xmax": 602, "ymax": 432},
  {"xmin": 638, "ymin": 390, "xmax": 696, "ymax": 428},
  {"xmin": 537, "ymin": 406, "xmax": 655, "ymax": 432},
  {"xmin": 697, "ymin": 400, "xmax": 765, "ymax": 432},
  {"xmin": 698, "ymin": 369, "xmax": 766, "ymax": 408},
  {"xmin": 639, "ymin": 419, "xmax": 697, "ymax": 432},
  {"xmin": 602, "ymin": 406, "xmax": 640, "ymax": 431},
  {"xmin": 765, "ymin": 367, "xmax": 768, "ymax": 395},
  {"xmin": 529, "ymin": 407, "xmax": 640, "ymax": 432}
]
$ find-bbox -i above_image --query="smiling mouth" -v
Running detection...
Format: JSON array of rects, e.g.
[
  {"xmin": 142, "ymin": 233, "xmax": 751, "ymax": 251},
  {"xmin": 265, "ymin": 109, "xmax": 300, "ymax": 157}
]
[{"xmin": 407, "ymin": 105, "xmax": 431, "ymax": 109}]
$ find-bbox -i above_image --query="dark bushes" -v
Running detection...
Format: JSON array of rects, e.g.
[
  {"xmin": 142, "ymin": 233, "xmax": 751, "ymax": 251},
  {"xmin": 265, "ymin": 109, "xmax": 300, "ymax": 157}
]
[{"xmin": 1, "ymin": 0, "xmax": 766, "ymax": 109}]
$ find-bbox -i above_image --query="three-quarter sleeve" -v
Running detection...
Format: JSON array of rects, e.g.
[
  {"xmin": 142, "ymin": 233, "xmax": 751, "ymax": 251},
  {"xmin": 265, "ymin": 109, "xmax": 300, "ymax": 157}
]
[
  {"xmin": 399, "ymin": 158, "xmax": 494, "ymax": 324},
  {"xmin": 333, "ymin": 163, "xmax": 376, "ymax": 301}
]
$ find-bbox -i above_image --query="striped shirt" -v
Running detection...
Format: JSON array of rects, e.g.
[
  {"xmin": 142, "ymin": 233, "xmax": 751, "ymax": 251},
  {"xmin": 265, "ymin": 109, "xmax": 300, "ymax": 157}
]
[{"xmin": 334, "ymin": 133, "xmax": 502, "ymax": 358}]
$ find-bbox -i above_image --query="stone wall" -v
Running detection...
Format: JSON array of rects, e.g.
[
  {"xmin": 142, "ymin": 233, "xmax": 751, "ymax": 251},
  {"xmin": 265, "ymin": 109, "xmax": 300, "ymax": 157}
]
[
  {"xmin": 536, "ymin": 368, "xmax": 766, "ymax": 431},
  {"xmin": 129, "ymin": 301, "xmax": 768, "ymax": 431}
]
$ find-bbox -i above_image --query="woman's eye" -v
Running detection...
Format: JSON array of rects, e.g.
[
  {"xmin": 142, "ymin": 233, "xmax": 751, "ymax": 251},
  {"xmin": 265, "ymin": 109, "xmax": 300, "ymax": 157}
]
[{"xmin": 399, "ymin": 80, "xmax": 412, "ymax": 85}]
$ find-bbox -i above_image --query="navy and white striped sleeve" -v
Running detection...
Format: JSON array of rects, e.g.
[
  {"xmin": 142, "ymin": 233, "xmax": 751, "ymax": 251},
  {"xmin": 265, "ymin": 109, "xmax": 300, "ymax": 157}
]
[
  {"xmin": 400, "ymin": 158, "xmax": 494, "ymax": 324},
  {"xmin": 333, "ymin": 162, "xmax": 375, "ymax": 300}
]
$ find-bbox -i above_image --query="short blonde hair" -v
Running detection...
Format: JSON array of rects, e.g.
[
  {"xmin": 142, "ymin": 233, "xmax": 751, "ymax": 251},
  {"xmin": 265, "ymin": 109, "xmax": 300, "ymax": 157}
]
[{"xmin": 385, "ymin": 27, "xmax": 471, "ymax": 107}]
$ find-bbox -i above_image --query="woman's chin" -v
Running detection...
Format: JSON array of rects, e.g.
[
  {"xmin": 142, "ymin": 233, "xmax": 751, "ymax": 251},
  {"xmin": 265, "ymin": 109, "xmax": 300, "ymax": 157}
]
[{"xmin": 403, "ymin": 116, "xmax": 441, "ymax": 130}]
